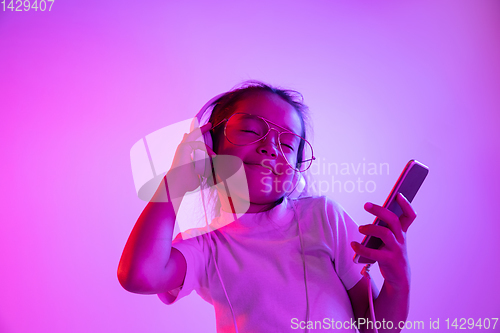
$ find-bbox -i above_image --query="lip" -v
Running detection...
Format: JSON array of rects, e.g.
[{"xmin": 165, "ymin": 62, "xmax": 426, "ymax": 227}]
[{"xmin": 244, "ymin": 163, "xmax": 278, "ymax": 175}]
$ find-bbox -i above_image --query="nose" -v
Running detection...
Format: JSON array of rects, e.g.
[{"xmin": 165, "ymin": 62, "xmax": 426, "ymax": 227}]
[{"xmin": 257, "ymin": 129, "xmax": 280, "ymax": 158}]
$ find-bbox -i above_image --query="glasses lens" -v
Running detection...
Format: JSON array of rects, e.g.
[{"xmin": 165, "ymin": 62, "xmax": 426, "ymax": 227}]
[
  {"xmin": 280, "ymin": 133, "xmax": 313, "ymax": 172},
  {"xmin": 226, "ymin": 113, "xmax": 268, "ymax": 145}
]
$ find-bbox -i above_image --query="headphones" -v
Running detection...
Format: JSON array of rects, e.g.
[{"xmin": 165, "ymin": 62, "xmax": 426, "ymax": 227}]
[{"xmin": 190, "ymin": 92, "xmax": 306, "ymax": 200}]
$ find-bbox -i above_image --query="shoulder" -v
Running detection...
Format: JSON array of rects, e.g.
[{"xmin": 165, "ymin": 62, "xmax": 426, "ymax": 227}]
[{"xmin": 171, "ymin": 228, "xmax": 212, "ymax": 254}]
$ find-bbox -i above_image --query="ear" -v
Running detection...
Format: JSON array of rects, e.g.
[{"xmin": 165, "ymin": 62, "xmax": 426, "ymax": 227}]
[{"xmin": 287, "ymin": 172, "xmax": 306, "ymax": 199}]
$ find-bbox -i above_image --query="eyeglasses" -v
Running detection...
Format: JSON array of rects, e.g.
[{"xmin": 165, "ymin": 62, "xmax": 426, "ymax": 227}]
[{"xmin": 211, "ymin": 113, "xmax": 315, "ymax": 172}]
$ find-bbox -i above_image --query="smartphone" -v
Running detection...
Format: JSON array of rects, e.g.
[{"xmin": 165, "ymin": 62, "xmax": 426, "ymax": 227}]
[{"xmin": 353, "ymin": 159, "xmax": 429, "ymax": 264}]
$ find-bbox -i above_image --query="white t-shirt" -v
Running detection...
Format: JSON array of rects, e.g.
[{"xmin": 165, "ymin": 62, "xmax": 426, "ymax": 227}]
[{"xmin": 158, "ymin": 195, "xmax": 364, "ymax": 332}]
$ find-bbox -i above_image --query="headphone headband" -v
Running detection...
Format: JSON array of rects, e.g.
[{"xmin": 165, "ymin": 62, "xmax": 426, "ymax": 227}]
[{"xmin": 195, "ymin": 93, "xmax": 226, "ymax": 128}]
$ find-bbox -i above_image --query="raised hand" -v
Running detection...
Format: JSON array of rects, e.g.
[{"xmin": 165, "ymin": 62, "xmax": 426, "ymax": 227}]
[{"xmin": 166, "ymin": 122, "xmax": 216, "ymax": 196}]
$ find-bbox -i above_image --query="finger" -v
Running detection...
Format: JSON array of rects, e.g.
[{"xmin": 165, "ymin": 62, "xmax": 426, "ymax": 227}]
[
  {"xmin": 184, "ymin": 140, "xmax": 215, "ymax": 156},
  {"xmin": 358, "ymin": 224, "xmax": 399, "ymax": 250},
  {"xmin": 364, "ymin": 202, "xmax": 405, "ymax": 244},
  {"xmin": 206, "ymin": 145, "xmax": 216, "ymax": 157},
  {"xmin": 173, "ymin": 141, "xmax": 209, "ymax": 166},
  {"xmin": 351, "ymin": 241, "xmax": 384, "ymax": 263},
  {"xmin": 194, "ymin": 123, "xmax": 216, "ymax": 156},
  {"xmin": 396, "ymin": 193, "xmax": 417, "ymax": 232},
  {"xmin": 182, "ymin": 122, "xmax": 213, "ymax": 143},
  {"xmin": 200, "ymin": 122, "xmax": 212, "ymax": 134}
]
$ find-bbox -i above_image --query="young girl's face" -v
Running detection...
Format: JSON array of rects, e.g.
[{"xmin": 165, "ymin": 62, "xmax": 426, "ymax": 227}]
[{"xmin": 214, "ymin": 91, "xmax": 303, "ymax": 212}]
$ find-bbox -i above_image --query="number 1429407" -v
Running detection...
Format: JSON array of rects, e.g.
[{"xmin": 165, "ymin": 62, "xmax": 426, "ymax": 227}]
[{"xmin": 2, "ymin": 0, "xmax": 55, "ymax": 12}]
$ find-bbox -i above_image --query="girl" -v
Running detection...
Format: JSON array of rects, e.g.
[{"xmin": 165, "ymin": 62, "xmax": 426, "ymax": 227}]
[{"xmin": 118, "ymin": 81, "xmax": 415, "ymax": 333}]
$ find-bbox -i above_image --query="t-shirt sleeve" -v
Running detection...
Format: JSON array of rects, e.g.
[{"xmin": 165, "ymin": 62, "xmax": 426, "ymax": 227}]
[
  {"xmin": 157, "ymin": 232, "xmax": 211, "ymax": 305},
  {"xmin": 325, "ymin": 197, "xmax": 364, "ymax": 291}
]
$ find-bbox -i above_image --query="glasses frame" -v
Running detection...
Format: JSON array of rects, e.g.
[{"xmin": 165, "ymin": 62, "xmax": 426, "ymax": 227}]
[{"xmin": 210, "ymin": 112, "xmax": 316, "ymax": 172}]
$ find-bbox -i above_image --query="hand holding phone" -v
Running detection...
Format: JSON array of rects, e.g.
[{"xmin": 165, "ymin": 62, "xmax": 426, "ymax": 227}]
[{"xmin": 353, "ymin": 160, "xmax": 429, "ymax": 264}]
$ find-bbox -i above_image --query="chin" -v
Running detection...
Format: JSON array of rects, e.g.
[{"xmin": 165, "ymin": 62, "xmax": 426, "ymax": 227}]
[
  {"xmin": 247, "ymin": 184, "xmax": 286, "ymax": 204},
  {"xmin": 243, "ymin": 164, "xmax": 293, "ymax": 202}
]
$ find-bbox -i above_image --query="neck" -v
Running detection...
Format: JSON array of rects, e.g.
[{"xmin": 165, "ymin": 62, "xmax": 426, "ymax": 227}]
[{"xmin": 218, "ymin": 188, "xmax": 283, "ymax": 214}]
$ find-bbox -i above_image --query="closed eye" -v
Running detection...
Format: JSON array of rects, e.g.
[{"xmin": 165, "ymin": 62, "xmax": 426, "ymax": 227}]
[{"xmin": 241, "ymin": 130, "xmax": 260, "ymax": 135}]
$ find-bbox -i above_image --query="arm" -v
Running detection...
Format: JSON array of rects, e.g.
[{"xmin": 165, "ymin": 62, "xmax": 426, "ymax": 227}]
[
  {"xmin": 117, "ymin": 180, "xmax": 187, "ymax": 294},
  {"xmin": 348, "ymin": 193, "xmax": 415, "ymax": 333},
  {"xmin": 117, "ymin": 123, "xmax": 214, "ymax": 294}
]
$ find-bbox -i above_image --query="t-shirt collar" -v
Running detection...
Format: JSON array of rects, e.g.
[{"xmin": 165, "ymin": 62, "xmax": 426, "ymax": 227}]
[{"xmin": 216, "ymin": 197, "xmax": 294, "ymax": 229}]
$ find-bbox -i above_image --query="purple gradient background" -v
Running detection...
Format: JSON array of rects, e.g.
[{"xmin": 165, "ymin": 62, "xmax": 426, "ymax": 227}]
[{"xmin": 1, "ymin": 1, "xmax": 499, "ymax": 332}]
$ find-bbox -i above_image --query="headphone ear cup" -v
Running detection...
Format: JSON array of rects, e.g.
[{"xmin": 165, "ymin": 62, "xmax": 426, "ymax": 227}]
[
  {"xmin": 191, "ymin": 93, "xmax": 225, "ymax": 177},
  {"xmin": 192, "ymin": 127, "xmax": 213, "ymax": 178},
  {"xmin": 190, "ymin": 119, "xmax": 214, "ymax": 177},
  {"xmin": 288, "ymin": 172, "xmax": 306, "ymax": 199},
  {"xmin": 197, "ymin": 132, "xmax": 214, "ymax": 177}
]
